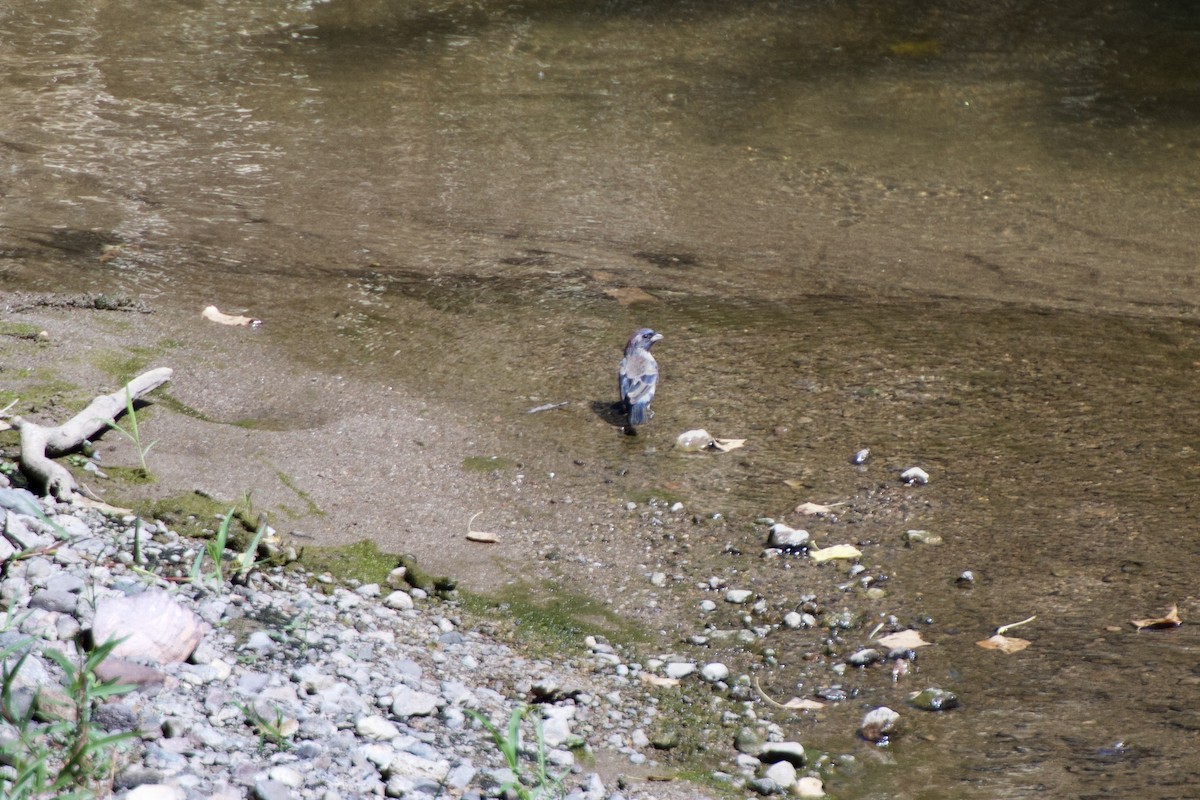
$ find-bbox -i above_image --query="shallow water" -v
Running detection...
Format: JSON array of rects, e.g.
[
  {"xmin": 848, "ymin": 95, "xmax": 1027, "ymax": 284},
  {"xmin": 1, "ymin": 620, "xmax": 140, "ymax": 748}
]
[{"xmin": 3, "ymin": 1, "xmax": 1200, "ymax": 797}]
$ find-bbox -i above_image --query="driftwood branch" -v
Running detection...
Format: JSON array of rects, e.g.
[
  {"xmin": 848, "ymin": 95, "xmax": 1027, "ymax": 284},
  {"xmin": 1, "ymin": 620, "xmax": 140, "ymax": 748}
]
[{"xmin": 7, "ymin": 367, "xmax": 173, "ymax": 502}]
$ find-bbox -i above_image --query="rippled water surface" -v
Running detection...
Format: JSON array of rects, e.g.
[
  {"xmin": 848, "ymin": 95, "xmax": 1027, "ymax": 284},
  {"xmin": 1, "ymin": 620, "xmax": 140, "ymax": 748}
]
[{"xmin": 3, "ymin": 1, "xmax": 1200, "ymax": 797}]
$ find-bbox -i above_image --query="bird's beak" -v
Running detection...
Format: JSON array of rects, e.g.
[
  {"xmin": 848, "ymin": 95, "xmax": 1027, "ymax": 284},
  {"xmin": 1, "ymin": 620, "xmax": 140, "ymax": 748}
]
[{"xmin": 651, "ymin": 333, "xmax": 663, "ymax": 343}]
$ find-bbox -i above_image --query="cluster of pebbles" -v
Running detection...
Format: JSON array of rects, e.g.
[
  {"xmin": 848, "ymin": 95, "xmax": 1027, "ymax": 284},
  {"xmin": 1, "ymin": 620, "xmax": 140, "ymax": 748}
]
[{"xmin": 0, "ymin": 486, "xmax": 832, "ymax": 800}]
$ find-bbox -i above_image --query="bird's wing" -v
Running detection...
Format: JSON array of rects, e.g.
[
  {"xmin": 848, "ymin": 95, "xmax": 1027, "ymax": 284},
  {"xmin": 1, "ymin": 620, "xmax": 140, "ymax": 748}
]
[{"xmin": 620, "ymin": 353, "xmax": 658, "ymax": 406}]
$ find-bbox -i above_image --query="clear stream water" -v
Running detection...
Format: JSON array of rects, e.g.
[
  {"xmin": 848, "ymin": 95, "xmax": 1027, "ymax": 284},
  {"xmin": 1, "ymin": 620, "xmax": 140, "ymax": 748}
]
[{"xmin": 3, "ymin": 1, "xmax": 1200, "ymax": 797}]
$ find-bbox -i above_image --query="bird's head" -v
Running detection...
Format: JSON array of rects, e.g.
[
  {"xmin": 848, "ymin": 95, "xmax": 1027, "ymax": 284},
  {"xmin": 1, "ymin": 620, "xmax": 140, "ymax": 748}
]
[{"xmin": 625, "ymin": 328, "xmax": 663, "ymax": 354}]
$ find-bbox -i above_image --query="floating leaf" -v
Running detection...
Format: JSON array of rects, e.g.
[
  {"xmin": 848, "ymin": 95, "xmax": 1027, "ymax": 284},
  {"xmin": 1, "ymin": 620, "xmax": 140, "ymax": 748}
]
[
  {"xmin": 202, "ymin": 305, "xmax": 261, "ymax": 327},
  {"xmin": 783, "ymin": 480, "xmax": 806, "ymax": 491},
  {"xmin": 675, "ymin": 429, "xmax": 745, "ymax": 452},
  {"xmin": 976, "ymin": 634, "xmax": 1030, "ymax": 654},
  {"xmin": 809, "ymin": 544, "xmax": 862, "ymax": 563},
  {"xmin": 876, "ymin": 629, "xmax": 932, "ymax": 650},
  {"xmin": 1131, "ymin": 604, "xmax": 1181, "ymax": 631},
  {"xmin": 795, "ymin": 501, "xmax": 833, "ymax": 515}
]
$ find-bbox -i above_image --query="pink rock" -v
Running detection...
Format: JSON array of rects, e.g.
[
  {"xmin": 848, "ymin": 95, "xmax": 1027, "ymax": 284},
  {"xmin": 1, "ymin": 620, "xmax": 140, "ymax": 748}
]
[{"xmin": 92, "ymin": 590, "xmax": 205, "ymax": 664}]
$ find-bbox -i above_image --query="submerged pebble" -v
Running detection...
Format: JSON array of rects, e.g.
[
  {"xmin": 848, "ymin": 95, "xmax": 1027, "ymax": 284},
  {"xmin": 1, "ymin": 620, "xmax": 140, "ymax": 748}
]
[
  {"xmin": 860, "ymin": 706, "xmax": 900, "ymax": 744},
  {"xmin": 905, "ymin": 529, "xmax": 943, "ymax": 546},
  {"xmin": 909, "ymin": 687, "xmax": 960, "ymax": 711},
  {"xmin": 767, "ymin": 523, "xmax": 811, "ymax": 550}
]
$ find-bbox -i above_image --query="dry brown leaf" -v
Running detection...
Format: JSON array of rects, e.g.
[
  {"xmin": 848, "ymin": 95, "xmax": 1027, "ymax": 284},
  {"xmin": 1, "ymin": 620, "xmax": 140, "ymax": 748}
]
[
  {"xmin": 202, "ymin": 305, "xmax": 261, "ymax": 327},
  {"xmin": 809, "ymin": 544, "xmax": 862, "ymax": 563},
  {"xmin": 753, "ymin": 676, "xmax": 823, "ymax": 711},
  {"xmin": 976, "ymin": 634, "xmax": 1030, "ymax": 654},
  {"xmin": 780, "ymin": 697, "xmax": 825, "ymax": 711},
  {"xmin": 466, "ymin": 512, "xmax": 499, "ymax": 543},
  {"xmin": 1130, "ymin": 604, "xmax": 1182, "ymax": 631},
  {"xmin": 603, "ymin": 286, "xmax": 659, "ymax": 306},
  {"xmin": 875, "ymin": 629, "xmax": 932, "ymax": 650}
]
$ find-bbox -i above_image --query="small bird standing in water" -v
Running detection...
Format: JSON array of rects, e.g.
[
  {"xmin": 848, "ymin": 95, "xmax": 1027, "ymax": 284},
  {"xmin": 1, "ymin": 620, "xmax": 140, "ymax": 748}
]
[{"xmin": 618, "ymin": 327, "xmax": 663, "ymax": 430}]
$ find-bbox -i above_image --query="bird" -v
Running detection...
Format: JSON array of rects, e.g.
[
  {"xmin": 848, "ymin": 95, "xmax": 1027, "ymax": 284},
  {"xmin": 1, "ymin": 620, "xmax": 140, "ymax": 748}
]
[{"xmin": 618, "ymin": 327, "xmax": 663, "ymax": 429}]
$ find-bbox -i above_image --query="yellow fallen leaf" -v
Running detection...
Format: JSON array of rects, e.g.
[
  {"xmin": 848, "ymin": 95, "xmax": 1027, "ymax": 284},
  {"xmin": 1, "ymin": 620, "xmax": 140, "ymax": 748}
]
[
  {"xmin": 809, "ymin": 544, "xmax": 862, "ymax": 563},
  {"xmin": 875, "ymin": 629, "xmax": 932, "ymax": 650},
  {"xmin": 711, "ymin": 437, "xmax": 745, "ymax": 452},
  {"xmin": 1131, "ymin": 604, "xmax": 1182, "ymax": 631},
  {"xmin": 783, "ymin": 480, "xmax": 805, "ymax": 491},
  {"xmin": 202, "ymin": 305, "xmax": 261, "ymax": 327},
  {"xmin": 976, "ymin": 634, "xmax": 1030, "ymax": 654},
  {"xmin": 795, "ymin": 501, "xmax": 833, "ymax": 515}
]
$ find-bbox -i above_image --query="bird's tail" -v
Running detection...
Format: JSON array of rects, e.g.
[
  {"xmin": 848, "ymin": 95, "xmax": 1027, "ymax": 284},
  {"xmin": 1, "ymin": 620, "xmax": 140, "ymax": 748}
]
[{"xmin": 628, "ymin": 402, "xmax": 649, "ymax": 426}]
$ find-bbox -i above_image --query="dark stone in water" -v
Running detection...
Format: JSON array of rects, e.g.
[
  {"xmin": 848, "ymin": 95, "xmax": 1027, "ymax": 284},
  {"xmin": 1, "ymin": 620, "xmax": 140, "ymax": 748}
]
[
  {"xmin": 815, "ymin": 686, "xmax": 848, "ymax": 702},
  {"xmin": 846, "ymin": 648, "xmax": 882, "ymax": 667}
]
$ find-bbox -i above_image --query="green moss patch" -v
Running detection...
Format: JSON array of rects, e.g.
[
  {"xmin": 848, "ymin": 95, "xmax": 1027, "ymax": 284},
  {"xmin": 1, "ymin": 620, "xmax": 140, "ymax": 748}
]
[
  {"xmin": 102, "ymin": 465, "xmax": 155, "ymax": 484},
  {"xmin": 0, "ymin": 322, "xmax": 46, "ymax": 340},
  {"xmin": 460, "ymin": 581, "xmax": 648, "ymax": 651},
  {"xmin": 296, "ymin": 539, "xmax": 403, "ymax": 588},
  {"xmin": 133, "ymin": 491, "xmax": 257, "ymax": 542}
]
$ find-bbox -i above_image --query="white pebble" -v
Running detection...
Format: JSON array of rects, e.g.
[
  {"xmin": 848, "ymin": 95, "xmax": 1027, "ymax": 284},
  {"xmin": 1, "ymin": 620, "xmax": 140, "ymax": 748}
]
[{"xmin": 664, "ymin": 662, "xmax": 696, "ymax": 679}]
